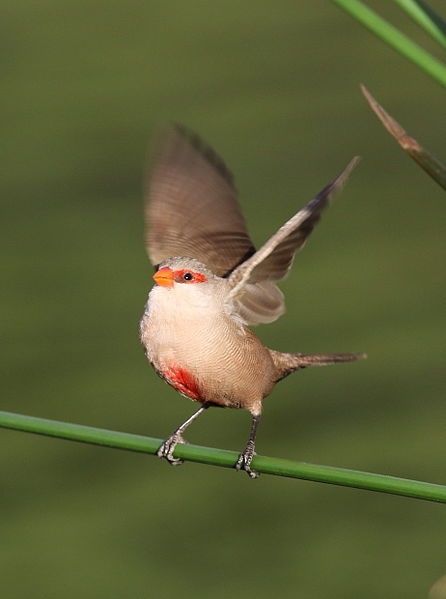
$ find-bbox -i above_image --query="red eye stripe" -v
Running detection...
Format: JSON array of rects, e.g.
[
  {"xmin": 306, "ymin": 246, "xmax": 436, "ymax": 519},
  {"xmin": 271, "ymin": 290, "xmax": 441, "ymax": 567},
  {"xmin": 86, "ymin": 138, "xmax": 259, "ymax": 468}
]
[{"xmin": 173, "ymin": 269, "xmax": 207, "ymax": 284}]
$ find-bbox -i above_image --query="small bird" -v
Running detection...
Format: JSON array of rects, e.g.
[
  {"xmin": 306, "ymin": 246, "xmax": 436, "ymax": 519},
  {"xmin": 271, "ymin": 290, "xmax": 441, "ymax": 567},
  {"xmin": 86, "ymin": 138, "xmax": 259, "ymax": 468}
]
[{"xmin": 140, "ymin": 125, "xmax": 365, "ymax": 478}]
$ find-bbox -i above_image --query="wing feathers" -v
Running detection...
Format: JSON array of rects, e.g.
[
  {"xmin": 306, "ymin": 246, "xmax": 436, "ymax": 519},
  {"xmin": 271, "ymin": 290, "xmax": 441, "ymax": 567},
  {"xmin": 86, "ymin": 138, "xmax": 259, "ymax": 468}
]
[
  {"xmin": 145, "ymin": 125, "xmax": 255, "ymax": 276},
  {"xmin": 232, "ymin": 282, "xmax": 285, "ymax": 325},
  {"xmin": 227, "ymin": 157, "xmax": 360, "ymax": 299},
  {"xmin": 145, "ymin": 126, "xmax": 360, "ymax": 327}
]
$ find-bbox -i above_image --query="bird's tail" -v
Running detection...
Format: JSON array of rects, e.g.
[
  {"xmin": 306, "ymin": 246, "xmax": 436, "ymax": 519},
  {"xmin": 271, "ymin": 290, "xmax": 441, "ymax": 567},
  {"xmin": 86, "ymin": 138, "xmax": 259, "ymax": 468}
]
[{"xmin": 269, "ymin": 349, "xmax": 366, "ymax": 382}]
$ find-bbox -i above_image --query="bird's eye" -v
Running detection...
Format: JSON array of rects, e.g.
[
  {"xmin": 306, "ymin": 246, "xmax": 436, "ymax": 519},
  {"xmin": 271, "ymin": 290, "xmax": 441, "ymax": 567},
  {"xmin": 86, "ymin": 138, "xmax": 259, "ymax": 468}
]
[{"xmin": 173, "ymin": 269, "xmax": 207, "ymax": 284}]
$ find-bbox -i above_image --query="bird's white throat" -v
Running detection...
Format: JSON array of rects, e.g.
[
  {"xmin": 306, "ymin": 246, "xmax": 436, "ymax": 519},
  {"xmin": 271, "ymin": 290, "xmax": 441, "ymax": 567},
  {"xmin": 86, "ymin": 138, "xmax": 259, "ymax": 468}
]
[{"xmin": 146, "ymin": 282, "xmax": 225, "ymax": 327}]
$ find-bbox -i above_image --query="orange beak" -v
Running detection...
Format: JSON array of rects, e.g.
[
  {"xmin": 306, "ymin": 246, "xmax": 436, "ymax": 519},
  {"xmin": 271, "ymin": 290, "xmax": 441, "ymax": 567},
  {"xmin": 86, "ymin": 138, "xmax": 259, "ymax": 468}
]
[{"xmin": 153, "ymin": 267, "xmax": 174, "ymax": 288}]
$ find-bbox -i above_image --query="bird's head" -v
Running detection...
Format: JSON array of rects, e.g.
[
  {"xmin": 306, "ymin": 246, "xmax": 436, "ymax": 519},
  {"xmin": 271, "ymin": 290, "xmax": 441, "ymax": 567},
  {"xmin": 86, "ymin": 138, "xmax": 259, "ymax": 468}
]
[
  {"xmin": 149, "ymin": 258, "xmax": 230, "ymax": 317},
  {"xmin": 153, "ymin": 258, "xmax": 217, "ymax": 290}
]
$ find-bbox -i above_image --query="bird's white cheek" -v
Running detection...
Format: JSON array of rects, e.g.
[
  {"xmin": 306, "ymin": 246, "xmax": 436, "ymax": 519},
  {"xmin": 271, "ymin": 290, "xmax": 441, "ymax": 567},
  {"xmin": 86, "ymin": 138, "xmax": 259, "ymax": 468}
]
[{"xmin": 143, "ymin": 285, "xmax": 170, "ymax": 319}]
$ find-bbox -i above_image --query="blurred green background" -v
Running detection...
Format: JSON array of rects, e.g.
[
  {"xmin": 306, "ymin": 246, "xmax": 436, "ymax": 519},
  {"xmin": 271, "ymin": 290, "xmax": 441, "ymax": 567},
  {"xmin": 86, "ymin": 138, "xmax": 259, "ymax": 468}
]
[{"xmin": 1, "ymin": 1, "xmax": 445, "ymax": 597}]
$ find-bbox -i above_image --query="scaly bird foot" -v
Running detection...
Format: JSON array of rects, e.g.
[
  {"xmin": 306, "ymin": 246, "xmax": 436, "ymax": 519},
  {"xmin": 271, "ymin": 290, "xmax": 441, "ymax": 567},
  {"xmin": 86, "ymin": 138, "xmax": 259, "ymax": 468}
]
[
  {"xmin": 157, "ymin": 433, "xmax": 187, "ymax": 466},
  {"xmin": 235, "ymin": 441, "xmax": 259, "ymax": 479}
]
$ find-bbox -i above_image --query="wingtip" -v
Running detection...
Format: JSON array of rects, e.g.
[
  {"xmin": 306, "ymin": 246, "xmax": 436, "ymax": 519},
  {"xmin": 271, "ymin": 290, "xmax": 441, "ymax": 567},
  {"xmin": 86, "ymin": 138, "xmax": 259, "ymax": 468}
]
[
  {"xmin": 154, "ymin": 123, "xmax": 236, "ymax": 188},
  {"xmin": 346, "ymin": 155, "xmax": 361, "ymax": 174},
  {"xmin": 330, "ymin": 155, "xmax": 360, "ymax": 195}
]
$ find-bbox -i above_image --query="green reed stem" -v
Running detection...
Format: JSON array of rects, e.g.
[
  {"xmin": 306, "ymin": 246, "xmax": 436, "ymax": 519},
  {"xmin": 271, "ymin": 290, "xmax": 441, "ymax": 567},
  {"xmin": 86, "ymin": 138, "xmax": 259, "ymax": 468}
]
[
  {"xmin": 1, "ymin": 410, "xmax": 446, "ymax": 503},
  {"xmin": 332, "ymin": 0, "xmax": 446, "ymax": 87},
  {"xmin": 392, "ymin": 0, "xmax": 446, "ymax": 50}
]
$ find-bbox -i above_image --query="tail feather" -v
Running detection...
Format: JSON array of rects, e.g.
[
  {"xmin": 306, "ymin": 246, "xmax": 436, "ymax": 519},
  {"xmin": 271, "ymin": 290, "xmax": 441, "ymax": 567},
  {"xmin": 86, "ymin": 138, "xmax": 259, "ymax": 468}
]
[{"xmin": 269, "ymin": 349, "xmax": 366, "ymax": 382}]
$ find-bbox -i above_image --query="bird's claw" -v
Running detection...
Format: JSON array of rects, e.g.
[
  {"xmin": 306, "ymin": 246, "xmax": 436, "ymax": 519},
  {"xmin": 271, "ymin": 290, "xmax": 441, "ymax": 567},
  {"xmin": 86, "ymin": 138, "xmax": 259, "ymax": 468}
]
[
  {"xmin": 157, "ymin": 433, "xmax": 187, "ymax": 466},
  {"xmin": 235, "ymin": 442, "xmax": 259, "ymax": 479}
]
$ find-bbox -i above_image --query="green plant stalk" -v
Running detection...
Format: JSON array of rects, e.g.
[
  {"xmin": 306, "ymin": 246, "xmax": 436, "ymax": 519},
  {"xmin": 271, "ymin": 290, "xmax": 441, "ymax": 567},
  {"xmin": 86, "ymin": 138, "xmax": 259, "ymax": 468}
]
[
  {"xmin": 392, "ymin": 0, "xmax": 446, "ymax": 50},
  {"xmin": 332, "ymin": 0, "xmax": 446, "ymax": 87},
  {"xmin": 1, "ymin": 410, "xmax": 446, "ymax": 504}
]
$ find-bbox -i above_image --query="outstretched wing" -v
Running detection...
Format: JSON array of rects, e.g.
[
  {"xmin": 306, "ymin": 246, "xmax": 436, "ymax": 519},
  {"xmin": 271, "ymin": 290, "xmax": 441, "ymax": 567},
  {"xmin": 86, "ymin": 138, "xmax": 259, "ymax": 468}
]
[
  {"xmin": 227, "ymin": 157, "xmax": 360, "ymax": 318},
  {"xmin": 145, "ymin": 125, "xmax": 255, "ymax": 276}
]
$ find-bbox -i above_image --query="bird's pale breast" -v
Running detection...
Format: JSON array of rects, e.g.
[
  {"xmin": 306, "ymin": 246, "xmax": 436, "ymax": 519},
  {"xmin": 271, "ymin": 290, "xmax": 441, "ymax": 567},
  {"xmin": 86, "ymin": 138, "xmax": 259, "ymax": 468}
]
[{"xmin": 140, "ymin": 284, "xmax": 276, "ymax": 413}]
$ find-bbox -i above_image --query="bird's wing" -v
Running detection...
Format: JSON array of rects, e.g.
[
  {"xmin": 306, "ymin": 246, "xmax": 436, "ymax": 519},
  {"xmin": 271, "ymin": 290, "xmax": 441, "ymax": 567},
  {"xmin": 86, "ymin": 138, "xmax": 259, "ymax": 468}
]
[
  {"xmin": 231, "ymin": 281, "xmax": 286, "ymax": 325},
  {"xmin": 226, "ymin": 157, "xmax": 359, "ymax": 322},
  {"xmin": 145, "ymin": 125, "xmax": 255, "ymax": 277}
]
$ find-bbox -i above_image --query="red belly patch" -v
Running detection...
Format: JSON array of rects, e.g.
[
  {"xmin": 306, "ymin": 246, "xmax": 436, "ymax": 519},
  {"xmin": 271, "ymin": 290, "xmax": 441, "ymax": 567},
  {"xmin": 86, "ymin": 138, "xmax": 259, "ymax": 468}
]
[{"xmin": 161, "ymin": 366, "xmax": 202, "ymax": 401}]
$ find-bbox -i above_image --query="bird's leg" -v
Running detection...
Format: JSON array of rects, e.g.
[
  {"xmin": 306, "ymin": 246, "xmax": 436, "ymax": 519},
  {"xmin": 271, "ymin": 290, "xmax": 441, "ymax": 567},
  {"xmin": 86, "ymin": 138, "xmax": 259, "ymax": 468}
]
[
  {"xmin": 236, "ymin": 414, "xmax": 261, "ymax": 479},
  {"xmin": 157, "ymin": 403, "xmax": 210, "ymax": 466}
]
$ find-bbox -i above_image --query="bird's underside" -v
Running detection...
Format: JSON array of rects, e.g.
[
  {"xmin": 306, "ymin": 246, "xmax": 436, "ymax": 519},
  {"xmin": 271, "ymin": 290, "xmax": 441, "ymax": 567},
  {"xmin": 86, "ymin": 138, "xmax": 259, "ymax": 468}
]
[{"xmin": 141, "ymin": 124, "xmax": 365, "ymax": 478}]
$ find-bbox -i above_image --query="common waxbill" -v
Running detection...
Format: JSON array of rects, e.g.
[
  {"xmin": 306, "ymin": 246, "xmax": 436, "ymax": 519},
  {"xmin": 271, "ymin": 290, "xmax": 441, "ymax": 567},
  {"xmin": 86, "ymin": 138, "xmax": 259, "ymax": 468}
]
[{"xmin": 140, "ymin": 125, "xmax": 364, "ymax": 478}]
